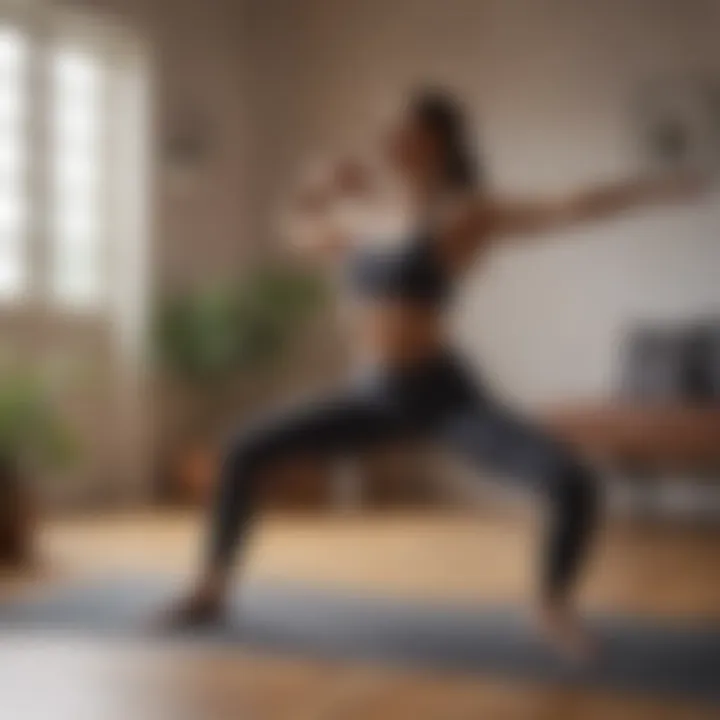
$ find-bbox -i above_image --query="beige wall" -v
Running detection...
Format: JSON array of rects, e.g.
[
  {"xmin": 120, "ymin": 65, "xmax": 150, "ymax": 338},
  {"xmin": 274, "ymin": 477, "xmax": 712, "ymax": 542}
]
[
  {"xmin": 253, "ymin": 0, "xmax": 720, "ymax": 407},
  {"xmin": 71, "ymin": 0, "xmax": 252, "ymax": 289},
  {"xmin": 36, "ymin": 0, "xmax": 254, "ymax": 503}
]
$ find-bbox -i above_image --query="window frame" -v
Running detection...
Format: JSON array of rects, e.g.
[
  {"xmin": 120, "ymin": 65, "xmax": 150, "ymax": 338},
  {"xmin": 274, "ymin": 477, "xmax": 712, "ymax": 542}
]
[{"xmin": 0, "ymin": 0, "xmax": 152, "ymax": 328}]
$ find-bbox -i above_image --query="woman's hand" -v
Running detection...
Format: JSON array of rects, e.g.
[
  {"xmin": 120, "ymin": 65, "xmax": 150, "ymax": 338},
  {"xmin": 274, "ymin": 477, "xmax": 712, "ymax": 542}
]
[
  {"xmin": 292, "ymin": 162, "xmax": 340, "ymax": 215},
  {"xmin": 293, "ymin": 156, "xmax": 375, "ymax": 211},
  {"xmin": 280, "ymin": 186, "xmax": 353, "ymax": 261},
  {"xmin": 332, "ymin": 157, "xmax": 375, "ymax": 198},
  {"xmin": 281, "ymin": 155, "xmax": 376, "ymax": 260}
]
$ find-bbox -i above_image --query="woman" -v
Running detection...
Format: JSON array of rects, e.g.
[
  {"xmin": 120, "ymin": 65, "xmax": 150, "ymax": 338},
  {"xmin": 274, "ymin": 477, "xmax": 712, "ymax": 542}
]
[{"xmin": 165, "ymin": 89, "xmax": 704, "ymax": 658}]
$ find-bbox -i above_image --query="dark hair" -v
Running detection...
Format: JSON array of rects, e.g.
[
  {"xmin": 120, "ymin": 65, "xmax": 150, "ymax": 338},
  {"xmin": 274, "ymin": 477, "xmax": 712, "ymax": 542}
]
[{"xmin": 409, "ymin": 88, "xmax": 481, "ymax": 192}]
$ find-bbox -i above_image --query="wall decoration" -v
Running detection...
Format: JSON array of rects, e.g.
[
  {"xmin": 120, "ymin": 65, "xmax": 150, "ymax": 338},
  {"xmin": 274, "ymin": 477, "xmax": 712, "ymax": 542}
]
[
  {"xmin": 163, "ymin": 99, "xmax": 213, "ymax": 193},
  {"xmin": 635, "ymin": 73, "xmax": 720, "ymax": 174}
]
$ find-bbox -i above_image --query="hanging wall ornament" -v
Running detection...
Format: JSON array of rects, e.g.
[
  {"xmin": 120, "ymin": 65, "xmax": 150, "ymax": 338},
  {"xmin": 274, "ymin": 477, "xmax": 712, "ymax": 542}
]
[
  {"xmin": 164, "ymin": 99, "xmax": 213, "ymax": 193},
  {"xmin": 635, "ymin": 73, "xmax": 720, "ymax": 176}
]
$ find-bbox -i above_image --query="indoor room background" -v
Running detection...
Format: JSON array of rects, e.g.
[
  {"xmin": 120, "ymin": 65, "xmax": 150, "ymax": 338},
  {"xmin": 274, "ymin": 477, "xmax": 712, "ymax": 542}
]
[
  {"xmin": 1, "ymin": 0, "xmax": 719, "ymax": 507},
  {"xmin": 1, "ymin": 1, "xmax": 719, "ymax": 718}
]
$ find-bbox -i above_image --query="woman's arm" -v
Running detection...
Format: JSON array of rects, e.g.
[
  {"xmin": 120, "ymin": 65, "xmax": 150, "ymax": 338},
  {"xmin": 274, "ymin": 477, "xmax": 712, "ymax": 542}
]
[
  {"xmin": 441, "ymin": 171, "xmax": 710, "ymax": 267},
  {"xmin": 491, "ymin": 172, "xmax": 707, "ymax": 238},
  {"xmin": 280, "ymin": 158, "xmax": 376, "ymax": 259}
]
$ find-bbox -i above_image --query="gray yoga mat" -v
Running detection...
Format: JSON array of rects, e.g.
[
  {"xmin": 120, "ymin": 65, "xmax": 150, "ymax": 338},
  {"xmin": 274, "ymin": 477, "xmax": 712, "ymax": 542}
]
[{"xmin": 1, "ymin": 574, "xmax": 718, "ymax": 704}]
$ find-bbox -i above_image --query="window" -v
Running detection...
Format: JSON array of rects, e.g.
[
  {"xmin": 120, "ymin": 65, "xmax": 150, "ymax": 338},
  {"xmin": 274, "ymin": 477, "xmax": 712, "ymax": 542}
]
[
  {"xmin": 0, "ymin": 26, "xmax": 26, "ymax": 299},
  {"xmin": 51, "ymin": 50, "xmax": 104, "ymax": 305},
  {"xmin": 0, "ymin": 4, "xmax": 148, "ymax": 313}
]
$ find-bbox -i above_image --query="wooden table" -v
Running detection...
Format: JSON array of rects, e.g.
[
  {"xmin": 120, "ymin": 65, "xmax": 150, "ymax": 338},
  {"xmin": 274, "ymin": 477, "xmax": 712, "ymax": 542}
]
[{"xmin": 545, "ymin": 404, "xmax": 720, "ymax": 471}]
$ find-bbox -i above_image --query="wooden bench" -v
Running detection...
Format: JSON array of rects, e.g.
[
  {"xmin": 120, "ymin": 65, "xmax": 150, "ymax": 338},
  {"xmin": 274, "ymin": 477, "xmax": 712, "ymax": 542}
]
[{"xmin": 545, "ymin": 404, "xmax": 720, "ymax": 473}]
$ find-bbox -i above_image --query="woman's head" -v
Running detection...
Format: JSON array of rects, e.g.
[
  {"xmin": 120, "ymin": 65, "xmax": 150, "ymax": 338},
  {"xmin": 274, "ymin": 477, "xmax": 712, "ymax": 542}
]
[{"xmin": 384, "ymin": 88, "xmax": 481, "ymax": 195}]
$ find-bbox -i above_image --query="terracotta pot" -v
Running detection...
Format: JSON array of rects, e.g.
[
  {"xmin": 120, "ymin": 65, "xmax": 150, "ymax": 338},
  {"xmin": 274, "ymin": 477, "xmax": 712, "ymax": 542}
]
[
  {"xmin": 261, "ymin": 458, "xmax": 332, "ymax": 510},
  {"xmin": 0, "ymin": 458, "xmax": 36, "ymax": 568},
  {"xmin": 172, "ymin": 442, "xmax": 219, "ymax": 505}
]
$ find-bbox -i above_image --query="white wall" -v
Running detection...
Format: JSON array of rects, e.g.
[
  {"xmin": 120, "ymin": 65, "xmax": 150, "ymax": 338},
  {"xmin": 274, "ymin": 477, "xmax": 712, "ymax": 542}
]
[
  {"xmin": 454, "ymin": 0, "xmax": 720, "ymax": 406},
  {"xmin": 267, "ymin": 0, "xmax": 720, "ymax": 407}
]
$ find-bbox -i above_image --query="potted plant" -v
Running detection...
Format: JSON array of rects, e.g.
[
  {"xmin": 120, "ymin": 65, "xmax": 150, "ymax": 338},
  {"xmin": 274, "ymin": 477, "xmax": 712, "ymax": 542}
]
[
  {"xmin": 155, "ymin": 262, "xmax": 327, "ymax": 504},
  {"xmin": 0, "ymin": 365, "xmax": 78, "ymax": 569}
]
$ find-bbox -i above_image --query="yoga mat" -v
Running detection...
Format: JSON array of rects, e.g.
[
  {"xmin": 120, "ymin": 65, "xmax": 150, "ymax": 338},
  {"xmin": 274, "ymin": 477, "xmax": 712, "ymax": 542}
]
[{"xmin": 1, "ymin": 574, "xmax": 718, "ymax": 704}]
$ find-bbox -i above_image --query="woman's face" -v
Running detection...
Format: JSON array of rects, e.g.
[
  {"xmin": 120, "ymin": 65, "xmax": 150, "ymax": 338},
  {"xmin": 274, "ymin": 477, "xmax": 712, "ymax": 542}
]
[{"xmin": 382, "ymin": 109, "xmax": 443, "ymax": 190}]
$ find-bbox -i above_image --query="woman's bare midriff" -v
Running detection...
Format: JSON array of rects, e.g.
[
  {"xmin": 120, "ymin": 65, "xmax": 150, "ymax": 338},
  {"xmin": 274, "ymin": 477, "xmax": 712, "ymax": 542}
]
[{"xmin": 350, "ymin": 301, "xmax": 448, "ymax": 368}]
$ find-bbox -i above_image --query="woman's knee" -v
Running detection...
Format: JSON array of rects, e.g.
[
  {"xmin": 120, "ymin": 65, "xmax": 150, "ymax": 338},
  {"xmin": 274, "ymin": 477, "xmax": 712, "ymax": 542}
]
[
  {"xmin": 550, "ymin": 462, "xmax": 602, "ymax": 525},
  {"xmin": 221, "ymin": 426, "xmax": 277, "ymax": 483}
]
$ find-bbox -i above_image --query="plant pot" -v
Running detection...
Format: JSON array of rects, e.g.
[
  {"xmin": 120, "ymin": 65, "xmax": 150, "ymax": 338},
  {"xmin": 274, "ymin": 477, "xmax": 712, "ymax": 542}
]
[
  {"xmin": 0, "ymin": 458, "xmax": 36, "ymax": 569},
  {"xmin": 171, "ymin": 441, "xmax": 219, "ymax": 506},
  {"xmin": 261, "ymin": 458, "xmax": 333, "ymax": 510}
]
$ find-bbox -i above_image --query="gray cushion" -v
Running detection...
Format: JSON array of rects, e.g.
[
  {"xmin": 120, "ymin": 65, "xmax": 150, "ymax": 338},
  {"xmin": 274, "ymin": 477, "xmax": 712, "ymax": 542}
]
[
  {"xmin": 685, "ymin": 321, "xmax": 720, "ymax": 401},
  {"xmin": 620, "ymin": 326, "xmax": 689, "ymax": 402}
]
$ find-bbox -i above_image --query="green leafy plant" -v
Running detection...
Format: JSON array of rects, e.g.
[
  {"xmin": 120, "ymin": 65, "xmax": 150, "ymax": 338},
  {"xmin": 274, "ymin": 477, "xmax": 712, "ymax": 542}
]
[
  {"xmin": 0, "ymin": 366, "xmax": 79, "ymax": 474},
  {"xmin": 155, "ymin": 263, "xmax": 328, "ymax": 431},
  {"xmin": 0, "ymin": 363, "xmax": 80, "ymax": 567}
]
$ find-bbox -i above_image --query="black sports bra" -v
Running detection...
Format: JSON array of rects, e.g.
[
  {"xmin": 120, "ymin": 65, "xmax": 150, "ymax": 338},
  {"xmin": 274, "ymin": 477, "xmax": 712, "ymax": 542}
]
[{"xmin": 348, "ymin": 233, "xmax": 451, "ymax": 306}]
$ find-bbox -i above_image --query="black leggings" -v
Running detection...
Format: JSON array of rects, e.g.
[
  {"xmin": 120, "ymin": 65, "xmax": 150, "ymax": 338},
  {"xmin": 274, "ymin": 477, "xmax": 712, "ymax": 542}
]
[{"xmin": 208, "ymin": 353, "xmax": 600, "ymax": 602}]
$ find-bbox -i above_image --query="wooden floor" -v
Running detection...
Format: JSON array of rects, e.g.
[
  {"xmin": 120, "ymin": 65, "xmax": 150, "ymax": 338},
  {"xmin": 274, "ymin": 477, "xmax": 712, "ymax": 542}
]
[{"xmin": 2, "ymin": 510, "xmax": 719, "ymax": 719}]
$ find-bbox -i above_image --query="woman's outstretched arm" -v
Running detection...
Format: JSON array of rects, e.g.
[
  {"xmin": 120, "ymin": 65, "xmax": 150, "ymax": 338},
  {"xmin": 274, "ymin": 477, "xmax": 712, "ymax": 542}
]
[
  {"xmin": 490, "ymin": 171, "xmax": 708, "ymax": 239},
  {"xmin": 441, "ymin": 171, "xmax": 710, "ymax": 267}
]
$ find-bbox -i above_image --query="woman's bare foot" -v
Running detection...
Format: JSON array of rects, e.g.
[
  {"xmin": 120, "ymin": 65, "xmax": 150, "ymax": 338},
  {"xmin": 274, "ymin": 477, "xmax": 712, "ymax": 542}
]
[
  {"xmin": 533, "ymin": 599, "xmax": 598, "ymax": 665},
  {"xmin": 154, "ymin": 575, "xmax": 228, "ymax": 631}
]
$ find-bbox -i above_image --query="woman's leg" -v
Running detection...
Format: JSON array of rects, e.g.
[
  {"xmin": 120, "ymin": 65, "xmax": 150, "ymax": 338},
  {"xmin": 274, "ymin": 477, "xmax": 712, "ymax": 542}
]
[
  {"xmin": 166, "ymin": 388, "xmax": 410, "ymax": 625},
  {"xmin": 208, "ymin": 391, "xmax": 408, "ymax": 573},
  {"xmin": 439, "ymin": 395, "xmax": 601, "ymax": 654},
  {"xmin": 541, "ymin": 463, "xmax": 600, "ymax": 604}
]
